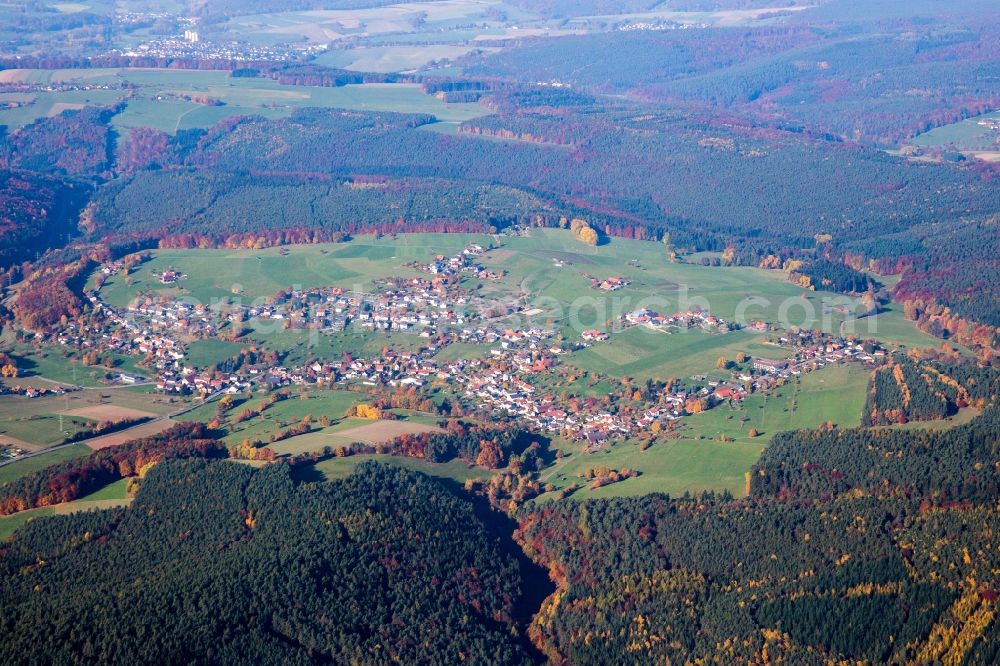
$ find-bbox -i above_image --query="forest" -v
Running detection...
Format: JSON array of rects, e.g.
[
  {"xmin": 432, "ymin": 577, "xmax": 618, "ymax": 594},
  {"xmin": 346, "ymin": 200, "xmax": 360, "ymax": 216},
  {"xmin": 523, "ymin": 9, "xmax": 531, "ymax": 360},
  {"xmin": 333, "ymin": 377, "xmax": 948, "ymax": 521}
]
[
  {"xmin": 515, "ymin": 490, "xmax": 999, "ymax": 663},
  {"xmin": 0, "ymin": 169, "xmax": 89, "ymax": 271},
  {"xmin": 0, "ymin": 460, "xmax": 537, "ymax": 665},
  {"xmin": 460, "ymin": 13, "xmax": 1000, "ymax": 146},
  {"xmin": 83, "ymin": 105, "xmax": 998, "ymax": 259},
  {"xmin": 753, "ymin": 405, "xmax": 1000, "ymax": 501},
  {"xmin": 863, "ymin": 353, "xmax": 1000, "ymax": 426}
]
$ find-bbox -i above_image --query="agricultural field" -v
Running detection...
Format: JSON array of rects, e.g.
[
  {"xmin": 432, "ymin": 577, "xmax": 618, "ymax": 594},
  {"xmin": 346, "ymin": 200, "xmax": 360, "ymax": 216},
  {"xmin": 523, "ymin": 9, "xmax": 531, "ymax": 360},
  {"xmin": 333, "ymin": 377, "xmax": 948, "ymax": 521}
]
[
  {"xmin": 0, "ymin": 444, "xmax": 91, "ymax": 487},
  {"xmin": 197, "ymin": 387, "xmax": 447, "ymax": 457},
  {"xmin": 566, "ymin": 329, "xmax": 778, "ymax": 383},
  {"xmin": 478, "ymin": 229, "xmax": 943, "ymax": 352},
  {"xmin": 315, "ymin": 44, "xmax": 501, "ymax": 74},
  {"xmin": 0, "ymin": 69, "xmax": 489, "ymax": 132},
  {"xmin": 93, "ymin": 234, "xmax": 491, "ymax": 308},
  {"xmin": 218, "ymin": 0, "xmax": 534, "ymax": 46},
  {"xmin": 309, "ymin": 454, "xmax": 488, "ymax": 487},
  {"xmin": 6, "ymin": 344, "xmax": 148, "ymax": 387},
  {"xmin": 269, "ymin": 418, "xmax": 444, "ymax": 457},
  {"xmin": 0, "ymin": 380, "xmax": 183, "ymax": 449},
  {"xmin": 218, "ymin": 389, "xmax": 365, "ymax": 448},
  {"xmin": 538, "ymin": 363, "xmax": 872, "ymax": 500},
  {"xmin": 908, "ymin": 110, "xmax": 1000, "ymax": 153}
]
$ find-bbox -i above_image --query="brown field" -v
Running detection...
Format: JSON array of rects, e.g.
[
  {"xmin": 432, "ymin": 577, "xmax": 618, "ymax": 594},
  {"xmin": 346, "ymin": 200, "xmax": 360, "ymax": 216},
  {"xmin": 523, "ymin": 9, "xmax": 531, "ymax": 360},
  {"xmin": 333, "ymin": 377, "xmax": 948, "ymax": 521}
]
[
  {"xmin": 47, "ymin": 102, "xmax": 85, "ymax": 116},
  {"xmin": 61, "ymin": 405, "xmax": 157, "ymax": 422},
  {"xmin": 85, "ymin": 418, "xmax": 175, "ymax": 450},
  {"xmin": 0, "ymin": 434, "xmax": 42, "ymax": 452},
  {"xmin": 0, "ymin": 70, "xmax": 31, "ymax": 83},
  {"xmin": 332, "ymin": 419, "xmax": 443, "ymax": 444}
]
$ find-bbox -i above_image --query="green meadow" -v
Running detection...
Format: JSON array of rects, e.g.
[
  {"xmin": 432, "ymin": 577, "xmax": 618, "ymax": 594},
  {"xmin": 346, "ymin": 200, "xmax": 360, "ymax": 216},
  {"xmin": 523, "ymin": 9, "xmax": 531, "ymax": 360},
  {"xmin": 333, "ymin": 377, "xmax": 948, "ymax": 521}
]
[
  {"xmin": 0, "ymin": 506, "xmax": 55, "ymax": 541},
  {"xmin": 909, "ymin": 111, "xmax": 1000, "ymax": 151},
  {"xmin": 0, "ymin": 478, "xmax": 131, "ymax": 540},
  {"xmin": 538, "ymin": 363, "xmax": 871, "ymax": 500},
  {"xmin": 0, "ymin": 444, "xmax": 91, "ymax": 487},
  {"xmin": 94, "ymin": 234, "xmax": 493, "ymax": 308},
  {"xmin": 310, "ymin": 455, "xmax": 486, "ymax": 486},
  {"xmin": 0, "ymin": 68, "xmax": 489, "ymax": 132}
]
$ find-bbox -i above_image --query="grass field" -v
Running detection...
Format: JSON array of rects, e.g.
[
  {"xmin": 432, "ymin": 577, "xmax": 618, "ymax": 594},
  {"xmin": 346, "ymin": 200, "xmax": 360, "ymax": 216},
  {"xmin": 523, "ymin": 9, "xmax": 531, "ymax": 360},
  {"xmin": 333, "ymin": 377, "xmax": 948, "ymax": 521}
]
[
  {"xmin": 0, "ymin": 374, "xmax": 184, "ymax": 447},
  {"xmin": 0, "ymin": 507, "xmax": 54, "ymax": 541},
  {"xmin": 0, "ymin": 69, "xmax": 489, "ymax": 131},
  {"xmin": 310, "ymin": 454, "xmax": 487, "ymax": 487},
  {"xmin": 77, "ymin": 477, "xmax": 130, "ymax": 501},
  {"xmin": 909, "ymin": 111, "xmax": 1000, "ymax": 151},
  {"xmin": 315, "ymin": 44, "xmax": 500, "ymax": 73},
  {"xmin": 219, "ymin": 389, "xmax": 366, "ymax": 447},
  {"xmin": 94, "ymin": 234, "xmax": 491, "ymax": 308},
  {"xmin": 67, "ymin": 229, "xmax": 948, "ymax": 501},
  {"xmin": 94, "ymin": 230, "xmax": 940, "ymax": 356},
  {"xmin": 7, "ymin": 344, "xmax": 148, "ymax": 387},
  {"xmin": 537, "ymin": 363, "xmax": 871, "ymax": 500},
  {"xmin": 270, "ymin": 418, "xmax": 443, "ymax": 457},
  {"xmin": 567, "ymin": 329, "xmax": 778, "ymax": 382},
  {"xmin": 0, "ymin": 478, "xmax": 131, "ymax": 540},
  {"xmin": 220, "ymin": 0, "xmax": 512, "ymax": 45},
  {"xmin": 0, "ymin": 444, "xmax": 91, "ymax": 487},
  {"xmin": 478, "ymin": 230, "xmax": 944, "ymax": 374},
  {"xmin": 185, "ymin": 340, "xmax": 246, "ymax": 368}
]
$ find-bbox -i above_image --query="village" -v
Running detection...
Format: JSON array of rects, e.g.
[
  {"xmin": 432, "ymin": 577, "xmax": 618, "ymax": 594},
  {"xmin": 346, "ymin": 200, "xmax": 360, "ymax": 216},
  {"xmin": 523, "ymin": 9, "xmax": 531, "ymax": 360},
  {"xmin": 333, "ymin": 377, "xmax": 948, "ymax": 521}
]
[{"xmin": 23, "ymin": 241, "xmax": 890, "ymax": 450}]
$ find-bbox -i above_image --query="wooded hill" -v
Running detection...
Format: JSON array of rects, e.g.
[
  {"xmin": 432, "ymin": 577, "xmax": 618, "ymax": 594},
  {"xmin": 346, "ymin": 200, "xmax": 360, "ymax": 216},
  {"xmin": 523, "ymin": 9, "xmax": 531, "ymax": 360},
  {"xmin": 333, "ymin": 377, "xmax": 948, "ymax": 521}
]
[{"xmin": 0, "ymin": 460, "xmax": 537, "ymax": 665}]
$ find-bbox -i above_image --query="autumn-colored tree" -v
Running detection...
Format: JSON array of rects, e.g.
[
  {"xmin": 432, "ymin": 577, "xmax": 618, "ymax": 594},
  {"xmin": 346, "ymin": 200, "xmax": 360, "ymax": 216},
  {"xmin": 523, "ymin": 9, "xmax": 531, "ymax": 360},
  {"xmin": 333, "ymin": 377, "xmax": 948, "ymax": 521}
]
[
  {"xmin": 685, "ymin": 397, "xmax": 708, "ymax": 414},
  {"xmin": 476, "ymin": 440, "xmax": 503, "ymax": 469},
  {"xmin": 577, "ymin": 226, "xmax": 598, "ymax": 245}
]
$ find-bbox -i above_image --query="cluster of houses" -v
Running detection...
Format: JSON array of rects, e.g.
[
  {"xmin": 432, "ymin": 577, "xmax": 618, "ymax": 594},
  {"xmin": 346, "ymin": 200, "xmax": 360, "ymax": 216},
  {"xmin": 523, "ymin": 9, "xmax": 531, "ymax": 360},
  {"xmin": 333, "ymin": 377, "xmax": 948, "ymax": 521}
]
[
  {"xmin": 155, "ymin": 368, "xmax": 249, "ymax": 395},
  {"xmin": 624, "ymin": 308, "xmax": 736, "ymax": 333},
  {"xmin": 458, "ymin": 363, "xmax": 740, "ymax": 445},
  {"xmin": 415, "ymin": 244, "xmax": 503, "ymax": 281},
  {"xmin": 590, "ymin": 276, "xmax": 629, "ymax": 292},
  {"xmin": 0, "ymin": 383, "xmax": 71, "ymax": 399},
  {"xmin": 111, "ymin": 30, "xmax": 323, "ymax": 62},
  {"xmin": 761, "ymin": 330, "xmax": 887, "ymax": 378},
  {"xmin": 127, "ymin": 298, "xmax": 219, "ymax": 337},
  {"xmin": 361, "ymin": 277, "xmax": 475, "ymax": 332}
]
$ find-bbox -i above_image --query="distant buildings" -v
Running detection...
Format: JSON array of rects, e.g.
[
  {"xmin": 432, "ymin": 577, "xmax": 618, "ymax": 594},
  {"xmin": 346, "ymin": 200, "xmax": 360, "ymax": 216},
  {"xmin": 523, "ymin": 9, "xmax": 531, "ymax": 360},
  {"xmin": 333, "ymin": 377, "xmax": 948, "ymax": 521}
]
[{"xmin": 753, "ymin": 358, "xmax": 788, "ymax": 374}]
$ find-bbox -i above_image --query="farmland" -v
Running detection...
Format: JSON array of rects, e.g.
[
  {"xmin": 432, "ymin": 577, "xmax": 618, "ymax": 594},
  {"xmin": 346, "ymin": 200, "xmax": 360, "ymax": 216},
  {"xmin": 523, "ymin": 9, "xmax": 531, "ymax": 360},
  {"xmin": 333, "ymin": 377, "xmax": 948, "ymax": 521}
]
[
  {"xmin": 908, "ymin": 110, "xmax": 1000, "ymax": 153},
  {"xmin": 4, "ymin": 230, "xmax": 948, "ymax": 502},
  {"xmin": 218, "ymin": 1, "xmax": 533, "ymax": 47},
  {"xmin": 94, "ymin": 233, "xmax": 489, "ymax": 307},
  {"xmin": 0, "ymin": 69, "xmax": 489, "ymax": 132},
  {"xmin": 537, "ymin": 363, "xmax": 872, "ymax": 499},
  {"xmin": 95, "ymin": 230, "xmax": 941, "ymax": 352}
]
